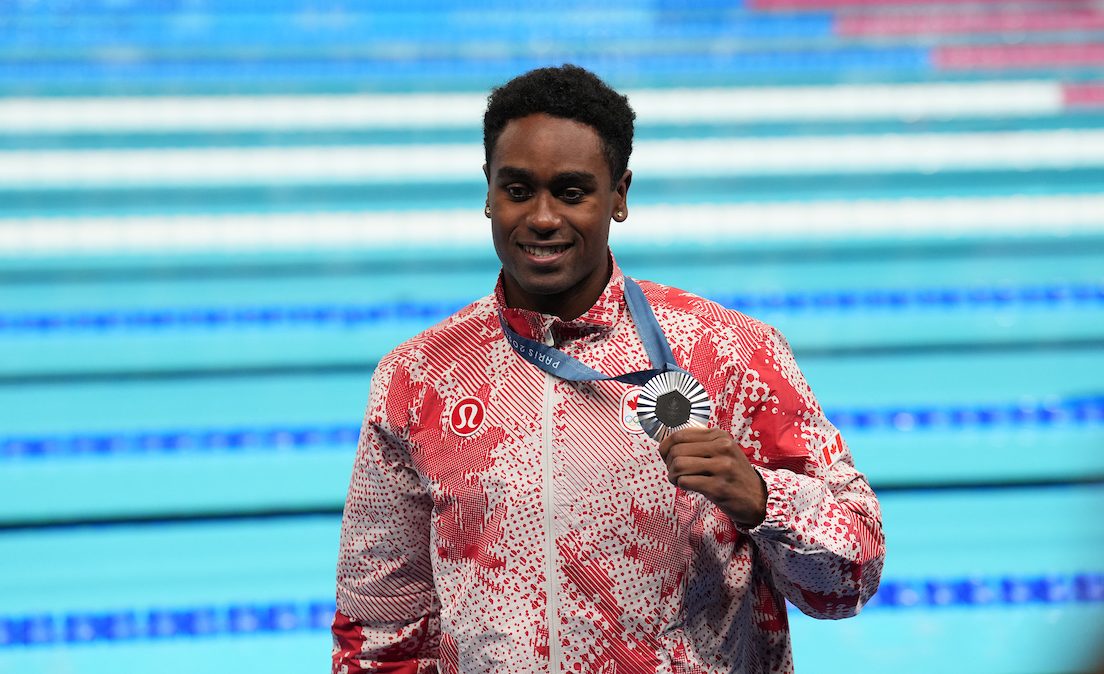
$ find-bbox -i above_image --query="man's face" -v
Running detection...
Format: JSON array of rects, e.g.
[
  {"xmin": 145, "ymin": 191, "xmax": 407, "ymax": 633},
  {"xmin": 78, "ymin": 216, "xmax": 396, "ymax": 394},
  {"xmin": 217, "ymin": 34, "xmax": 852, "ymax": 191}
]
[{"xmin": 486, "ymin": 113, "xmax": 630, "ymax": 320}]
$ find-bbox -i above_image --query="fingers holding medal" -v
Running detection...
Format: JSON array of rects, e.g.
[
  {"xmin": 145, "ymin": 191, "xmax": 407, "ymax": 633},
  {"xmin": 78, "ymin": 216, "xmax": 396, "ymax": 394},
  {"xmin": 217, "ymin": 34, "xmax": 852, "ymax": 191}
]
[
  {"xmin": 657, "ymin": 428, "xmax": 769, "ymax": 530},
  {"xmin": 638, "ymin": 369, "xmax": 766, "ymax": 527}
]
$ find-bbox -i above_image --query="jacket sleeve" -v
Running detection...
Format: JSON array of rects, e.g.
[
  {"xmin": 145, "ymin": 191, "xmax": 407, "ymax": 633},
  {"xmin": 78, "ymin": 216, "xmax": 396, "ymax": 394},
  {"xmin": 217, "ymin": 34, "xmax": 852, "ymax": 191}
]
[
  {"xmin": 737, "ymin": 327, "xmax": 885, "ymax": 619},
  {"xmin": 332, "ymin": 357, "xmax": 440, "ymax": 674}
]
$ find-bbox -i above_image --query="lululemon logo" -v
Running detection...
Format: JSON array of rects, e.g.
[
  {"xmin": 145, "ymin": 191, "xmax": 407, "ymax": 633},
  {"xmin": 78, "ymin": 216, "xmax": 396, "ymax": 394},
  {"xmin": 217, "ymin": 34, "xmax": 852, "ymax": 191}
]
[{"xmin": 449, "ymin": 396, "xmax": 485, "ymax": 436}]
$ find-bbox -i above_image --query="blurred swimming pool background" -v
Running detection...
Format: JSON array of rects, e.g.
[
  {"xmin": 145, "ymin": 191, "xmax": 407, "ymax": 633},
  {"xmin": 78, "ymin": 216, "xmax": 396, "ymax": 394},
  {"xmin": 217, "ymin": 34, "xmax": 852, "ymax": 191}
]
[{"xmin": 1, "ymin": 0, "xmax": 1102, "ymax": 672}]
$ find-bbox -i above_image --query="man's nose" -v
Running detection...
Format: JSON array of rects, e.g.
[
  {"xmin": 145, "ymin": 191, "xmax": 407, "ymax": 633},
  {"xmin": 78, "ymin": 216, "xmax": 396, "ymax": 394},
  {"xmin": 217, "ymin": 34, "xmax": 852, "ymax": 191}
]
[{"xmin": 527, "ymin": 192, "xmax": 560, "ymax": 232}]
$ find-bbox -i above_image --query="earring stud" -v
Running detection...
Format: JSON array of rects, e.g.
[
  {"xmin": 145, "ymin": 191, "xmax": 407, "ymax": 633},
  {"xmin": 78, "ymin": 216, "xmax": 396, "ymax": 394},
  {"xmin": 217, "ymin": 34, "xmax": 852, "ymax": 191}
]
[
  {"xmin": 485, "ymin": 205, "xmax": 491, "ymax": 217},
  {"xmin": 616, "ymin": 210, "xmax": 625, "ymax": 219}
]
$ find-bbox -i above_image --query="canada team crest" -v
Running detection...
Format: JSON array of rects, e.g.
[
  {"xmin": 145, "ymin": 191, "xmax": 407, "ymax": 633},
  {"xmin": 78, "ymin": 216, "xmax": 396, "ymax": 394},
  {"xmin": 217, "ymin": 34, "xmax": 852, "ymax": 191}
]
[{"xmin": 619, "ymin": 387, "xmax": 645, "ymax": 435}]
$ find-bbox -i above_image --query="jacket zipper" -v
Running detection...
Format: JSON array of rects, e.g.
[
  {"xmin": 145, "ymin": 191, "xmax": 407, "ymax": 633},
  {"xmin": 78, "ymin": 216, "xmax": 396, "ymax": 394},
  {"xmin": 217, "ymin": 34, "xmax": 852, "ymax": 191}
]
[{"xmin": 541, "ymin": 330, "xmax": 560, "ymax": 673}]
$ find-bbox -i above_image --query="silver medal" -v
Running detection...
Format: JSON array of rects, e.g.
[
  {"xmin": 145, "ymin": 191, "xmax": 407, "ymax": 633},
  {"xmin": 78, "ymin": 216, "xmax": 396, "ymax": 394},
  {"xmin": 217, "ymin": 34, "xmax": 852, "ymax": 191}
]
[{"xmin": 636, "ymin": 370, "xmax": 711, "ymax": 442}]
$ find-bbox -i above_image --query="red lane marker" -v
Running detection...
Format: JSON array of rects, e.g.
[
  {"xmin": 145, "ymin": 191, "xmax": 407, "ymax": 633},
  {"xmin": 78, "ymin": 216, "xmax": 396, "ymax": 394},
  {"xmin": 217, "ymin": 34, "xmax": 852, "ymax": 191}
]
[
  {"xmin": 936, "ymin": 43, "xmax": 1104, "ymax": 70},
  {"xmin": 840, "ymin": 11, "xmax": 1104, "ymax": 37},
  {"xmin": 752, "ymin": 0, "xmax": 1062, "ymax": 8},
  {"xmin": 1064, "ymin": 83, "xmax": 1104, "ymax": 108}
]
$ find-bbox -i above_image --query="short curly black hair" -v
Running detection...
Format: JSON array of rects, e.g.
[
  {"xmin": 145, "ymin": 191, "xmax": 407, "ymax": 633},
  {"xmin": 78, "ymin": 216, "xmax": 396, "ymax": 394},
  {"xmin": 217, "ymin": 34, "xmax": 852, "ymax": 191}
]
[{"xmin": 483, "ymin": 64, "xmax": 635, "ymax": 186}]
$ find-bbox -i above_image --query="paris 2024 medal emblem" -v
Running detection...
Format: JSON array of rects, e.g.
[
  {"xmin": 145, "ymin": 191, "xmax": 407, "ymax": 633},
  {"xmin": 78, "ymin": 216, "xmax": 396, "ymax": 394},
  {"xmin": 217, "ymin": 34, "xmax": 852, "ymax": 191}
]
[{"xmin": 635, "ymin": 370, "xmax": 711, "ymax": 442}]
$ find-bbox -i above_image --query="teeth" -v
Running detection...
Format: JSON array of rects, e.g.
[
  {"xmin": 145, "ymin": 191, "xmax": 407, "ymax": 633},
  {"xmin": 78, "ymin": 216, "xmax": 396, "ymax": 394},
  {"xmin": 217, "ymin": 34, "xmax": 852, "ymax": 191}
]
[{"xmin": 522, "ymin": 244, "xmax": 568, "ymax": 258}]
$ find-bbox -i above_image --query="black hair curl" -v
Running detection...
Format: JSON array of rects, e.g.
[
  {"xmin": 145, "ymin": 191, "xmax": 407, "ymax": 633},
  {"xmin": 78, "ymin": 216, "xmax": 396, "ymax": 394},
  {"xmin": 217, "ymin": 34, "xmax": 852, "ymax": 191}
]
[{"xmin": 483, "ymin": 64, "xmax": 635, "ymax": 186}]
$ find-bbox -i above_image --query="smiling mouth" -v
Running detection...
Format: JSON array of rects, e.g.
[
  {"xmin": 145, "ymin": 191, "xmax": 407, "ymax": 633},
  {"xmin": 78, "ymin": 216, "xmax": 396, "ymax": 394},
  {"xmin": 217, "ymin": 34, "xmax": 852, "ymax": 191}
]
[{"xmin": 520, "ymin": 243, "xmax": 571, "ymax": 258}]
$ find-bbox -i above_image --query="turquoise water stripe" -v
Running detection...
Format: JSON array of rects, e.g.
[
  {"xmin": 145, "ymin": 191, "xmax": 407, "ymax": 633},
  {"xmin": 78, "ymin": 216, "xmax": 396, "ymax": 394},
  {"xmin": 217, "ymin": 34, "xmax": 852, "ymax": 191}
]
[
  {"xmin": 0, "ymin": 48, "xmax": 933, "ymax": 100},
  {"xmin": 2, "ymin": 168, "xmax": 1103, "ymax": 219},
  {"xmin": 0, "ymin": 127, "xmax": 480, "ymax": 151},
  {"xmin": 0, "ymin": 74, "xmax": 1040, "ymax": 97},
  {"xmin": 0, "ymin": 444, "xmax": 356, "ymax": 523},
  {"xmin": 0, "ymin": 514, "xmax": 343, "ymax": 611},
  {"xmin": 5, "ymin": 68, "xmax": 1104, "ymax": 97},
  {"xmin": 6, "ymin": 113, "xmax": 1104, "ymax": 151},
  {"xmin": 2, "ymin": 234, "xmax": 1101, "ymax": 281},
  {"xmin": 0, "ymin": 0, "xmax": 712, "ymax": 13},
  {"xmin": 0, "ymin": 373, "xmax": 373, "ymax": 434},
  {"xmin": 791, "ymin": 604, "xmax": 1104, "ymax": 674},
  {"xmin": 0, "ymin": 13, "xmax": 832, "ymax": 50}
]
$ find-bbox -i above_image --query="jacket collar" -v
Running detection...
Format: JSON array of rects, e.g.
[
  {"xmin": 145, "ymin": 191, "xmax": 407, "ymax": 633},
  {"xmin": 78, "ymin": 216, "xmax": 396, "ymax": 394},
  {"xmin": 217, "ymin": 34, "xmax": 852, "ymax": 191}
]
[{"xmin": 495, "ymin": 254, "xmax": 626, "ymax": 343}]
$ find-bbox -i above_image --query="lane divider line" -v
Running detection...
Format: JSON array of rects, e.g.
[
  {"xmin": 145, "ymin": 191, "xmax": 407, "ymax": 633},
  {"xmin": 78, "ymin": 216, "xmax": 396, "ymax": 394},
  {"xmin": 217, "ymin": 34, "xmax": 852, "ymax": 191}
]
[
  {"xmin": 2, "ymin": 572, "xmax": 1101, "ymax": 647},
  {"xmin": 2, "ymin": 283, "xmax": 1101, "ymax": 335},
  {"xmin": 3, "ymin": 396, "xmax": 1101, "ymax": 460}
]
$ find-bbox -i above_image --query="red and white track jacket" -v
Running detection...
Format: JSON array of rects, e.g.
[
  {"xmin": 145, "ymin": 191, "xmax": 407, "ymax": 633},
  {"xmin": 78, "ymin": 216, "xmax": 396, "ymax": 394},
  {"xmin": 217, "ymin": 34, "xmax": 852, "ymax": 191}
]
[{"xmin": 333, "ymin": 260, "xmax": 885, "ymax": 674}]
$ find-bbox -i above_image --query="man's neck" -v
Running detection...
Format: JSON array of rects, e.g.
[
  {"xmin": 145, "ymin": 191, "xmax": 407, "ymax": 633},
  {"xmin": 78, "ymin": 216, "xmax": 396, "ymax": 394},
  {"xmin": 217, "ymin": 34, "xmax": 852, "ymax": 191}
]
[{"xmin": 503, "ymin": 266, "xmax": 612, "ymax": 321}]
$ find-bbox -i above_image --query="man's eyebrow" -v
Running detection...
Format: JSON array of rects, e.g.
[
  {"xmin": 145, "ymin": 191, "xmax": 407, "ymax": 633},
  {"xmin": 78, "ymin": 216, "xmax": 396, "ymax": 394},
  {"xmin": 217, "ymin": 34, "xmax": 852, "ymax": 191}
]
[
  {"xmin": 495, "ymin": 166, "xmax": 534, "ymax": 181},
  {"xmin": 494, "ymin": 167, "xmax": 599, "ymax": 186},
  {"xmin": 550, "ymin": 171, "xmax": 599, "ymax": 187}
]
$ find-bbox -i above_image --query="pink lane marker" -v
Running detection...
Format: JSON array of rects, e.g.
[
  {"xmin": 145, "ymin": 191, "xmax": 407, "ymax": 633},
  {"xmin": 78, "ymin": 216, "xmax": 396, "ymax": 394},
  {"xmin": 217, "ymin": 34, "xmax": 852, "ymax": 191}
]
[
  {"xmin": 840, "ymin": 11, "xmax": 1104, "ymax": 36},
  {"xmin": 752, "ymin": 0, "xmax": 1061, "ymax": 8},
  {"xmin": 936, "ymin": 43, "xmax": 1104, "ymax": 70},
  {"xmin": 1064, "ymin": 83, "xmax": 1104, "ymax": 108}
]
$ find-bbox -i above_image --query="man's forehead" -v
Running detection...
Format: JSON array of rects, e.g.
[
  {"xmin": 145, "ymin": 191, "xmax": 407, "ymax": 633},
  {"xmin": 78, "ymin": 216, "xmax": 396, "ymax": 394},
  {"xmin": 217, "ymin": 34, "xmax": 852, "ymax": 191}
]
[
  {"xmin": 490, "ymin": 114, "xmax": 607, "ymax": 172},
  {"xmin": 495, "ymin": 114, "xmax": 602, "ymax": 152}
]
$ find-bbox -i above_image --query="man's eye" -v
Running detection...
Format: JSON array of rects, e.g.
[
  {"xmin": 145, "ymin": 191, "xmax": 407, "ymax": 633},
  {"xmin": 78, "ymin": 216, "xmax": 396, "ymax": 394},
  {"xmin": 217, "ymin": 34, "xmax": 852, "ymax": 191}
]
[
  {"xmin": 561, "ymin": 188, "xmax": 586, "ymax": 202},
  {"xmin": 505, "ymin": 185, "xmax": 531, "ymax": 200}
]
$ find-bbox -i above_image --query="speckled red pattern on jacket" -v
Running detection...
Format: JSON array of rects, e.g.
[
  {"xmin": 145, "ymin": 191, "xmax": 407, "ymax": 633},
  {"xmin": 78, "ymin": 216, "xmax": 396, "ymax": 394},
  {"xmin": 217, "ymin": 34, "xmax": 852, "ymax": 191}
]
[{"xmin": 333, "ymin": 261, "xmax": 884, "ymax": 674}]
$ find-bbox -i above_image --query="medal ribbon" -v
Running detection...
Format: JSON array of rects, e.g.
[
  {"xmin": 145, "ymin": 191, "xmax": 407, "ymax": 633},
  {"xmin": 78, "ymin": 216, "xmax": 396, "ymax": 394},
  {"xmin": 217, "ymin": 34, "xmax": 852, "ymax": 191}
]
[{"xmin": 498, "ymin": 277, "xmax": 684, "ymax": 385}]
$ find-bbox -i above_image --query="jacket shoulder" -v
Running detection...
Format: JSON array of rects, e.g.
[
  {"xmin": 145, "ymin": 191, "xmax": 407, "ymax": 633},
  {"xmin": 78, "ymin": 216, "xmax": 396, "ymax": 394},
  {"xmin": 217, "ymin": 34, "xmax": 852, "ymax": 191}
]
[
  {"xmin": 635, "ymin": 278, "xmax": 777, "ymax": 346},
  {"xmin": 376, "ymin": 294, "xmax": 497, "ymax": 374}
]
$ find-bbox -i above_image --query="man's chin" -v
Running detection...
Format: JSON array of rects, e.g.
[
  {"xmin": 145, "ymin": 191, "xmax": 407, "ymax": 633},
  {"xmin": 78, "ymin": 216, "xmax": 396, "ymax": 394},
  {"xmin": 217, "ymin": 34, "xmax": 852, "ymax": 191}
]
[
  {"xmin": 503, "ymin": 258, "xmax": 608, "ymax": 315},
  {"xmin": 516, "ymin": 275, "xmax": 574, "ymax": 299}
]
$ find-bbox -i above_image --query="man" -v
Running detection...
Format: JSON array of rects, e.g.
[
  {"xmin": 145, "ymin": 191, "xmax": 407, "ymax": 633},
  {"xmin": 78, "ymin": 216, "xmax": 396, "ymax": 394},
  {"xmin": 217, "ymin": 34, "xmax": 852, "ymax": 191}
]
[{"xmin": 333, "ymin": 64, "xmax": 884, "ymax": 674}]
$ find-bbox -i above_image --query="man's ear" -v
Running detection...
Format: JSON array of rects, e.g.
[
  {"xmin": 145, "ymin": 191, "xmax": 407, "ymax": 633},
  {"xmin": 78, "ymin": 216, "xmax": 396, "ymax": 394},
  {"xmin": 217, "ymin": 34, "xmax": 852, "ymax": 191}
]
[
  {"xmin": 618, "ymin": 169, "xmax": 632, "ymax": 196},
  {"xmin": 614, "ymin": 169, "xmax": 632, "ymax": 220},
  {"xmin": 483, "ymin": 163, "xmax": 490, "ymax": 183}
]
